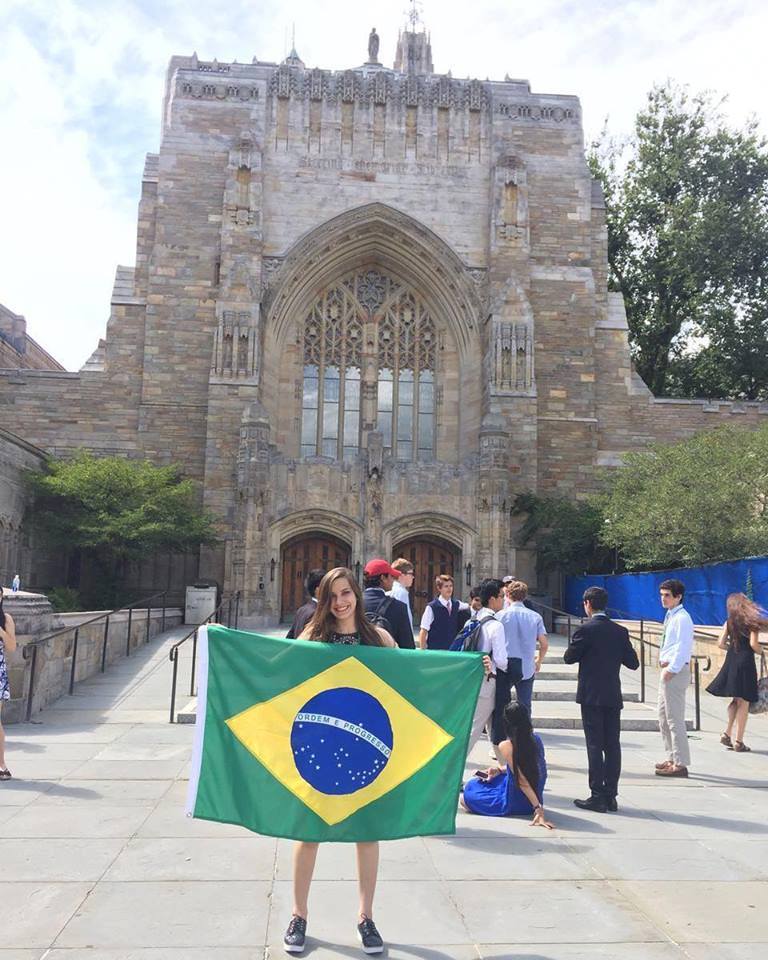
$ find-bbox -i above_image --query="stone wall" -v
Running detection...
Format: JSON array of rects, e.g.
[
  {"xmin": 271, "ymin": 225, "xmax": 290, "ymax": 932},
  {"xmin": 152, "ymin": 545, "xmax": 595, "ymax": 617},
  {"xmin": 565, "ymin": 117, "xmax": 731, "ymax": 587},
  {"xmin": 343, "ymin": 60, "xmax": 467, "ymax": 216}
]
[
  {"xmin": 3, "ymin": 593, "xmax": 183, "ymax": 723},
  {"xmin": 0, "ymin": 428, "xmax": 48, "ymax": 587}
]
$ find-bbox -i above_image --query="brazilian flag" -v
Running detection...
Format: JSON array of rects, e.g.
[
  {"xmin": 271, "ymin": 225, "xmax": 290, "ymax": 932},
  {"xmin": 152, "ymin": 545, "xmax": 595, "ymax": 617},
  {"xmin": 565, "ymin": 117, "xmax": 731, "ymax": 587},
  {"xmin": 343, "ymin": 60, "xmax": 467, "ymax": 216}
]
[{"xmin": 186, "ymin": 625, "xmax": 483, "ymax": 841}]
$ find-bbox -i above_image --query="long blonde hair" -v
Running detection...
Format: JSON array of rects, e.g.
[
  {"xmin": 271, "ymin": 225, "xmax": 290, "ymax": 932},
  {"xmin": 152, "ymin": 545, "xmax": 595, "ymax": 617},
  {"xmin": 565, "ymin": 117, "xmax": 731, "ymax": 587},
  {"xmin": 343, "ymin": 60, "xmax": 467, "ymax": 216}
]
[
  {"xmin": 303, "ymin": 567, "xmax": 384, "ymax": 646},
  {"xmin": 726, "ymin": 592, "xmax": 768, "ymax": 649}
]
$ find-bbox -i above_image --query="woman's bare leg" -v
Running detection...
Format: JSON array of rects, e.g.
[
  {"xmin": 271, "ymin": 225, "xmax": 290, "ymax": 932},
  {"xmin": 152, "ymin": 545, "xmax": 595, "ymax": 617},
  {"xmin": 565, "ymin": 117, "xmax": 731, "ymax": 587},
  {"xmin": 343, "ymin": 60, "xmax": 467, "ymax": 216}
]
[
  {"xmin": 724, "ymin": 699, "xmax": 738, "ymax": 738},
  {"xmin": 0, "ymin": 710, "xmax": 6, "ymax": 770},
  {"xmin": 733, "ymin": 698, "xmax": 750, "ymax": 744},
  {"xmin": 356, "ymin": 841, "xmax": 379, "ymax": 919},
  {"xmin": 292, "ymin": 842, "xmax": 319, "ymax": 918}
]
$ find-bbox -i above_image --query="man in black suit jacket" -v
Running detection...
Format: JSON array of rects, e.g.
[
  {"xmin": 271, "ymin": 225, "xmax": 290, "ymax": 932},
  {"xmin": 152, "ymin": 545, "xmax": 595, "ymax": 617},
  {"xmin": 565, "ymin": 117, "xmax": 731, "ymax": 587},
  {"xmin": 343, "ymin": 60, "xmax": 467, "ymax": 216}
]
[
  {"xmin": 563, "ymin": 586, "xmax": 639, "ymax": 812},
  {"xmin": 286, "ymin": 569, "xmax": 325, "ymax": 639}
]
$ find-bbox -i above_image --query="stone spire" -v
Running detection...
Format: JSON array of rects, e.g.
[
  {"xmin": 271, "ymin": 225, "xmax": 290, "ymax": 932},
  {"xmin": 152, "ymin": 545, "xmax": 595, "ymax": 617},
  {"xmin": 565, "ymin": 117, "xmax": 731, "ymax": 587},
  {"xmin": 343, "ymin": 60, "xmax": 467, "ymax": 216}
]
[
  {"xmin": 394, "ymin": 1, "xmax": 434, "ymax": 74},
  {"xmin": 282, "ymin": 25, "xmax": 304, "ymax": 67}
]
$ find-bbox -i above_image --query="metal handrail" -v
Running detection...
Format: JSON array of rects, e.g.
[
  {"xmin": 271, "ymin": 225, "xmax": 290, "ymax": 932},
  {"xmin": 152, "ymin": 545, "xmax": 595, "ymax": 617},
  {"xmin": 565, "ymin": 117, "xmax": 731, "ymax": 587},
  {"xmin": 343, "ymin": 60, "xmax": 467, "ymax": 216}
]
[
  {"xmin": 168, "ymin": 591, "xmax": 241, "ymax": 724},
  {"xmin": 21, "ymin": 589, "xmax": 168, "ymax": 721},
  {"xmin": 604, "ymin": 605, "xmax": 720, "ymax": 646},
  {"xmin": 529, "ymin": 597, "xmax": 711, "ymax": 731}
]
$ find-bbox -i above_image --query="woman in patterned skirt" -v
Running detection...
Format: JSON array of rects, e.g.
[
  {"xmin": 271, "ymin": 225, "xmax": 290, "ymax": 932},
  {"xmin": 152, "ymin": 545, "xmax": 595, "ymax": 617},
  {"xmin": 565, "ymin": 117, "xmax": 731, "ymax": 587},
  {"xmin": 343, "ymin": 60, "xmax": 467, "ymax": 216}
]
[
  {"xmin": 283, "ymin": 568, "xmax": 395, "ymax": 955},
  {"xmin": 706, "ymin": 593, "xmax": 766, "ymax": 752},
  {"xmin": 0, "ymin": 589, "xmax": 18, "ymax": 780}
]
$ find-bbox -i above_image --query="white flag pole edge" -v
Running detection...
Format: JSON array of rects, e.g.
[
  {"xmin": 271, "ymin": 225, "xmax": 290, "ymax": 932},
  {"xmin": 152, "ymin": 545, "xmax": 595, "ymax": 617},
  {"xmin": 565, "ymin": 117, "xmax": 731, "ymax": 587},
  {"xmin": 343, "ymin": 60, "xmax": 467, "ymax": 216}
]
[{"xmin": 185, "ymin": 624, "xmax": 210, "ymax": 816}]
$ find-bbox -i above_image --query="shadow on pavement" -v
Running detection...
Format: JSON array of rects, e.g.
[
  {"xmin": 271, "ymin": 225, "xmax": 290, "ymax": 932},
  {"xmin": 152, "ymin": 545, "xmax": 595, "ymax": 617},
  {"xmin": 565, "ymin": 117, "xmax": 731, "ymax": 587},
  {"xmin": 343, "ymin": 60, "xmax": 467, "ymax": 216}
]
[
  {"xmin": 1, "ymin": 779, "xmax": 103, "ymax": 800},
  {"xmin": 298, "ymin": 940, "xmax": 465, "ymax": 959}
]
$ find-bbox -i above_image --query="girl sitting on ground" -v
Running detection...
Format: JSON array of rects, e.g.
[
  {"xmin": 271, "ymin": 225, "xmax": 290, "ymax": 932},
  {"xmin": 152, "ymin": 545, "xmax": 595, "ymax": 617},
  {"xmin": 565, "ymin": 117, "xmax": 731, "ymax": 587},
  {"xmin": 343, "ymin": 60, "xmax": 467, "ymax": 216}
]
[{"xmin": 461, "ymin": 702, "xmax": 553, "ymax": 829}]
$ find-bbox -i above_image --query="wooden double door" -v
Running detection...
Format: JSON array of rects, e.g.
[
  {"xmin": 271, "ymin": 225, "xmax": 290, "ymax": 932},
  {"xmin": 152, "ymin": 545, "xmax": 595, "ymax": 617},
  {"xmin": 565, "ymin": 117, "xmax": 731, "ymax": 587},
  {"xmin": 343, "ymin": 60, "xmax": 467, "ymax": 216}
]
[
  {"xmin": 394, "ymin": 537, "xmax": 461, "ymax": 626},
  {"xmin": 281, "ymin": 535, "xmax": 351, "ymax": 620}
]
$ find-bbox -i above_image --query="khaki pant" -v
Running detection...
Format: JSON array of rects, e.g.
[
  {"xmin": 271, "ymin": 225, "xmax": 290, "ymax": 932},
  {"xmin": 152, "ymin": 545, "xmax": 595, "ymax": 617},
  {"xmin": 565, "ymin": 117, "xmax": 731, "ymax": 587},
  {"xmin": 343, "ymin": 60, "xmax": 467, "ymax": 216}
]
[
  {"xmin": 658, "ymin": 667, "xmax": 691, "ymax": 767},
  {"xmin": 466, "ymin": 676, "xmax": 496, "ymax": 756}
]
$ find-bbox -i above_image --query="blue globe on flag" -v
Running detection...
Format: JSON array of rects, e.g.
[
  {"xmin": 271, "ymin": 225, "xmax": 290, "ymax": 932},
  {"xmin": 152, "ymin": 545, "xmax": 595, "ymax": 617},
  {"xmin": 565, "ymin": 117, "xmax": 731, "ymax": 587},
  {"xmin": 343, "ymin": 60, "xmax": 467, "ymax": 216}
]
[{"xmin": 290, "ymin": 687, "xmax": 394, "ymax": 795}]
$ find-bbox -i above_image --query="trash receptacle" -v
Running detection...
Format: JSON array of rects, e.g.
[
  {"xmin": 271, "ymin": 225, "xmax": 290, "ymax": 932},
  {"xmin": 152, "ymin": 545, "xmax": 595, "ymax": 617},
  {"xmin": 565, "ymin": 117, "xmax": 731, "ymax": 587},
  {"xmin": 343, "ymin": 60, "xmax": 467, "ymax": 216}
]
[{"xmin": 185, "ymin": 585, "xmax": 217, "ymax": 626}]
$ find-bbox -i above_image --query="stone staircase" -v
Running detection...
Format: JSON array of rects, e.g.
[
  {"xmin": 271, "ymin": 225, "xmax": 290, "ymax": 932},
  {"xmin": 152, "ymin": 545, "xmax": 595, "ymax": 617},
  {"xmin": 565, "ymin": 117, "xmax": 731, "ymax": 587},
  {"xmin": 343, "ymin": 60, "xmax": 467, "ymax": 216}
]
[{"xmin": 528, "ymin": 635, "xmax": 693, "ymax": 731}]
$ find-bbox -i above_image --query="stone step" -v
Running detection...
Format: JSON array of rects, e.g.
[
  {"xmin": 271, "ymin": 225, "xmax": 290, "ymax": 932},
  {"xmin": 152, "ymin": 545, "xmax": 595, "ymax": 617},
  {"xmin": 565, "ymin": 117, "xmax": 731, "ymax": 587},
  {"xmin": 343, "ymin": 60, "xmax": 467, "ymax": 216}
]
[
  {"xmin": 527, "ymin": 700, "xmax": 694, "ymax": 732},
  {"xmin": 530, "ymin": 689, "xmax": 640, "ymax": 702},
  {"xmin": 178, "ymin": 698, "xmax": 197, "ymax": 724},
  {"xmin": 533, "ymin": 716, "xmax": 694, "ymax": 731},
  {"xmin": 537, "ymin": 670, "xmax": 578, "ymax": 681}
]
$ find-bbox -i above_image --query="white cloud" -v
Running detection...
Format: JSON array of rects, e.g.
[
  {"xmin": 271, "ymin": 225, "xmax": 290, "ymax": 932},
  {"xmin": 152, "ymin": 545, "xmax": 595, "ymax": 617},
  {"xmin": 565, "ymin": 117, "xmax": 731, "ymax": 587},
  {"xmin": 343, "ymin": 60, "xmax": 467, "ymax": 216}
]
[{"xmin": 0, "ymin": 0, "xmax": 765, "ymax": 370}]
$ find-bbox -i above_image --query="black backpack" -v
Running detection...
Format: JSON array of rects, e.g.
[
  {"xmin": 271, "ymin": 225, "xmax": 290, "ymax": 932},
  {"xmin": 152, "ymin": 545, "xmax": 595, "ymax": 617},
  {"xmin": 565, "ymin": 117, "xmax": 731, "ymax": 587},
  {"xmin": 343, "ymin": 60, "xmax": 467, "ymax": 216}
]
[{"xmin": 366, "ymin": 595, "xmax": 394, "ymax": 635}]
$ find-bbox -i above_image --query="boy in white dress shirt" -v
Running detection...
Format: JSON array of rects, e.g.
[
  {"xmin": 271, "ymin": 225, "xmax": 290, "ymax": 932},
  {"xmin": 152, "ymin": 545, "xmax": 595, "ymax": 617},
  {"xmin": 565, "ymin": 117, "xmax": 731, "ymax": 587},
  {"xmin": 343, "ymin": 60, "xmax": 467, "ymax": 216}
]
[
  {"xmin": 464, "ymin": 579, "xmax": 509, "ymax": 755},
  {"xmin": 655, "ymin": 579, "xmax": 695, "ymax": 778}
]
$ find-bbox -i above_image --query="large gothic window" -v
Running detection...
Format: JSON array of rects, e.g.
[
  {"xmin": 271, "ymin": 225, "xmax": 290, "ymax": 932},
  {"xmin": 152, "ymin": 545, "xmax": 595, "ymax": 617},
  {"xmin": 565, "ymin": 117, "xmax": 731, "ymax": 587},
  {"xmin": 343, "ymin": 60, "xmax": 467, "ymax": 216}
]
[
  {"xmin": 300, "ymin": 271, "xmax": 436, "ymax": 461},
  {"xmin": 376, "ymin": 288, "xmax": 435, "ymax": 461},
  {"xmin": 301, "ymin": 285, "xmax": 363, "ymax": 459}
]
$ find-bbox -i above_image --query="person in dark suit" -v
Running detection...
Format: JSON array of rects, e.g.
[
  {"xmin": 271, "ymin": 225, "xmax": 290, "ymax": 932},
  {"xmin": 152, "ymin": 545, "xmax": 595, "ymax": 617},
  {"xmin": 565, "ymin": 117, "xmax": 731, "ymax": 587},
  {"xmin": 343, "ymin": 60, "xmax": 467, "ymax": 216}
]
[
  {"xmin": 286, "ymin": 568, "xmax": 325, "ymax": 639},
  {"xmin": 362, "ymin": 559, "xmax": 415, "ymax": 649},
  {"xmin": 563, "ymin": 586, "xmax": 639, "ymax": 812}
]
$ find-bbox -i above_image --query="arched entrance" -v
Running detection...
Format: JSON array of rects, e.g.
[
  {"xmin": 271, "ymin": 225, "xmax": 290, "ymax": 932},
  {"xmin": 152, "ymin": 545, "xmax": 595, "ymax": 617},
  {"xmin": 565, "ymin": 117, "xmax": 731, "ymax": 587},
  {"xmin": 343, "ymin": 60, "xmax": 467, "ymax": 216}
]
[
  {"xmin": 280, "ymin": 534, "xmax": 351, "ymax": 620},
  {"xmin": 393, "ymin": 536, "xmax": 462, "ymax": 625}
]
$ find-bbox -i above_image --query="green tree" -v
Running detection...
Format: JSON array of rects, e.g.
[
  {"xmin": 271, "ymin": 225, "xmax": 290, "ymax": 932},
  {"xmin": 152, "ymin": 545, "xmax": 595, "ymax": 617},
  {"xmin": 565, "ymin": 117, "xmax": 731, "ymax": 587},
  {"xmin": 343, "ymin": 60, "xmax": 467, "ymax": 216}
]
[
  {"xmin": 26, "ymin": 453, "xmax": 216, "ymax": 606},
  {"xmin": 513, "ymin": 493, "xmax": 609, "ymax": 575},
  {"xmin": 589, "ymin": 82, "xmax": 768, "ymax": 399},
  {"xmin": 599, "ymin": 423, "xmax": 768, "ymax": 569}
]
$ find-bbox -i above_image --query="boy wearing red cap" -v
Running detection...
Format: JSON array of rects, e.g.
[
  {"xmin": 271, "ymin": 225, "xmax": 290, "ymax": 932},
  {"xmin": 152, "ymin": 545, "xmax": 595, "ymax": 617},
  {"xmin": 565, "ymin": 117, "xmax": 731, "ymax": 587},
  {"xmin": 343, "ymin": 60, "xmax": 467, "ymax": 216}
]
[{"xmin": 362, "ymin": 559, "xmax": 415, "ymax": 649}]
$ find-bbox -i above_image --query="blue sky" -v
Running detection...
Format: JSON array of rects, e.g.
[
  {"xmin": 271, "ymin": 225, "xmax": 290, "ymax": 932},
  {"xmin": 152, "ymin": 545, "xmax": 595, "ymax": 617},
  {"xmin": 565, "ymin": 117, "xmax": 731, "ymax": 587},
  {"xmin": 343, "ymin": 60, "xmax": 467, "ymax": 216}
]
[{"xmin": 1, "ymin": 0, "xmax": 766, "ymax": 370}]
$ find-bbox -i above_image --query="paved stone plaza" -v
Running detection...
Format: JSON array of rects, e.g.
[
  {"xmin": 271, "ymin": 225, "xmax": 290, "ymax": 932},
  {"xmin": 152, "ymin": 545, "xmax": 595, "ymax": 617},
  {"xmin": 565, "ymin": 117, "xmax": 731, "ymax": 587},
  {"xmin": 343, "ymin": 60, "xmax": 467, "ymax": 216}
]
[{"xmin": 1, "ymin": 626, "xmax": 767, "ymax": 959}]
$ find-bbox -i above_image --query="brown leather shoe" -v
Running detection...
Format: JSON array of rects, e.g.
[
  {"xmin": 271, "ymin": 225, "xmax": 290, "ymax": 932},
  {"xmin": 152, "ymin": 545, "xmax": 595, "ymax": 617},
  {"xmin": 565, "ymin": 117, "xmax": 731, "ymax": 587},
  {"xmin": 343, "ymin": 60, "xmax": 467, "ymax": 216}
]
[
  {"xmin": 655, "ymin": 760, "xmax": 673, "ymax": 770},
  {"xmin": 655, "ymin": 764, "xmax": 688, "ymax": 777}
]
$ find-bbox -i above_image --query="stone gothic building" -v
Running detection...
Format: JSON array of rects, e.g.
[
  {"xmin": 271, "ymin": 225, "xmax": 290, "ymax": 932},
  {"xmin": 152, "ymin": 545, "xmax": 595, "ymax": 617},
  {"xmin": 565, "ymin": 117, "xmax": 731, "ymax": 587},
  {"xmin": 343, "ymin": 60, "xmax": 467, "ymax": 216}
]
[{"xmin": 1, "ymin": 27, "xmax": 765, "ymax": 623}]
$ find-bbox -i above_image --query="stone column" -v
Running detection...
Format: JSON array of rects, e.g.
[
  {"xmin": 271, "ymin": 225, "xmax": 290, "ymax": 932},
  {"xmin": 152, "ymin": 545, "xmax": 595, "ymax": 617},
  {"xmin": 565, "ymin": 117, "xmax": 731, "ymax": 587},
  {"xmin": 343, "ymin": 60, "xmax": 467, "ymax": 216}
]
[{"xmin": 2, "ymin": 591, "xmax": 62, "ymax": 723}]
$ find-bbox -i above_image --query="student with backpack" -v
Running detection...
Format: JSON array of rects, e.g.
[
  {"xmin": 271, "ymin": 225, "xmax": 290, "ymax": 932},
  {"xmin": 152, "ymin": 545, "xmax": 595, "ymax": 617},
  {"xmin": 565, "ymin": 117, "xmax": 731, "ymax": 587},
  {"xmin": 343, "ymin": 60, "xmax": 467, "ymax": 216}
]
[
  {"xmin": 463, "ymin": 579, "xmax": 509, "ymax": 755},
  {"xmin": 362, "ymin": 559, "xmax": 415, "ymax": 649}
]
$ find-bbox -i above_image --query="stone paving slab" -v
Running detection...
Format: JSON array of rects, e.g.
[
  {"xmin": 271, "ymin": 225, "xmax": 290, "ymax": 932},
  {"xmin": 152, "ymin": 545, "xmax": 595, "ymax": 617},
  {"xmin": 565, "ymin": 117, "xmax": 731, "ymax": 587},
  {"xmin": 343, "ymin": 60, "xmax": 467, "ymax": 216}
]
[
  {"xmin": 103, "ymin": 837, "xmax": 278, "ymax": 881},
  {"xmin": 477, "ymin": 947, "xmax": 686, "ymax": 960},
  {"xmin": 449, "ymin": 879, "xmax": 663, "ymax": 944},
  {"xmin": 0, "ymin": 881, "xmax": 91, "ymax": 948},
  {"xmin": 0, "ymin": 803, "xmax": 155, "ymax": 838},
  {"xmin": 1, "ymin": 837, "xmax": 126, "ymax": 881},
  {"xmin": 65, "ymin": 758, "xmax": 188, "ymax": 780},
  {"xmin": 27, "ymin": 779, "xmax": 174, "ymax": 805},
  {"xmin": 54, "ymin": 881, "xmax": 271, "ymax": 949},
  {"xmin": 614, "ymin": 880, "xmax": 768, "ymax": 942},
  {"xmin": 44, "ymin": 951, "xmax": 258, "ymax": 960}
]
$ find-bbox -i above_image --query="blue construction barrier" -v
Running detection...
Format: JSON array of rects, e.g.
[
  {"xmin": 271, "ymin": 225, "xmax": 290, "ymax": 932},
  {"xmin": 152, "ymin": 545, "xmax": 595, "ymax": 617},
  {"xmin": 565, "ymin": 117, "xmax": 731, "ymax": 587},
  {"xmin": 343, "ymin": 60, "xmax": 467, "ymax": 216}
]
[{"xmin": 565, "ymin": 556, "xmax": 768, "ymax": 625}]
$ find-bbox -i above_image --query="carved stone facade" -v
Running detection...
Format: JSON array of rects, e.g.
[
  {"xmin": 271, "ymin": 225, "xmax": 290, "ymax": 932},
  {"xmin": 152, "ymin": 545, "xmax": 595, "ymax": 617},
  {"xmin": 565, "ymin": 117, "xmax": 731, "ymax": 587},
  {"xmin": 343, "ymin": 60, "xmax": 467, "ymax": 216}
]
[{"xmin": 1, "ymin": 29, "xmax": 766, "ymax": 622}]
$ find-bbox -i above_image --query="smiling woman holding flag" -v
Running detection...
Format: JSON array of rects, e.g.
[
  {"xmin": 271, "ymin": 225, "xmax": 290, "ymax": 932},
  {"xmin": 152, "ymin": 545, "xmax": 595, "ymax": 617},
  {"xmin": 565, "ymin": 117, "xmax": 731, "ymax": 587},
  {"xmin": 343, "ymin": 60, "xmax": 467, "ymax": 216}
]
[
  {"xmin": 287, "ymin": 567, "xmax": 396, "ymax": 954},
  {"xmin": 187, "ymin": 569, "xmax": 483, "ymax": 957}
]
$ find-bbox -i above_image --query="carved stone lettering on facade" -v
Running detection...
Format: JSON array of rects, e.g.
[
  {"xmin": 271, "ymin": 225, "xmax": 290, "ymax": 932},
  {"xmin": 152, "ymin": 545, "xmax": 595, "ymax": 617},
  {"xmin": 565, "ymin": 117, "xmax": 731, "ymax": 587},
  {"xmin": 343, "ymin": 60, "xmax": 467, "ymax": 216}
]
[{"xmin": 497, "ymin": 102, "xmax": 576, "ymax": 122}]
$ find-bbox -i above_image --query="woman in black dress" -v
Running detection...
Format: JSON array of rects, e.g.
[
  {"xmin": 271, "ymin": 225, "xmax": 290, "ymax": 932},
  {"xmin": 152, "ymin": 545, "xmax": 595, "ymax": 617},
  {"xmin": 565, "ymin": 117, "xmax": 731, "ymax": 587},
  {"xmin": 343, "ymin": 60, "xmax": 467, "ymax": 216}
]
[
  {"xmin": 284, "ymin": 567, "xmax": 396, "ymax": 956},
  {"xmin": 706, "ymin": 592, "xmax": 766, "ymax": 752}
]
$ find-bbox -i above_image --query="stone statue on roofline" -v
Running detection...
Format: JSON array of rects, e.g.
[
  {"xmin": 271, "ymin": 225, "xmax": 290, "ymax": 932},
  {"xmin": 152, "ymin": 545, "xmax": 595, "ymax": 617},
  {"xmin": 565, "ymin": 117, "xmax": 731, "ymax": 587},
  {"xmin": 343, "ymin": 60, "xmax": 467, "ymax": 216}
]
[{"xmin": 368, "ymin": 28, "xmax": 380, "ymax": 63}]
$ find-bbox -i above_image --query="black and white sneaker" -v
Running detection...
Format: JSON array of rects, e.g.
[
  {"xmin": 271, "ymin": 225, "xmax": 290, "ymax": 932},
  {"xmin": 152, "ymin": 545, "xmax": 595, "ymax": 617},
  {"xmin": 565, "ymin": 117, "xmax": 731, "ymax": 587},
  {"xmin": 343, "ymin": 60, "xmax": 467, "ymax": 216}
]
[
  {"xmin": 357, "ymin": 916, "xmax": 384, "ymax": 954},
  {"xmin": 283, "ymin": 915, "xmax": 307, "ymax": 954}
]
